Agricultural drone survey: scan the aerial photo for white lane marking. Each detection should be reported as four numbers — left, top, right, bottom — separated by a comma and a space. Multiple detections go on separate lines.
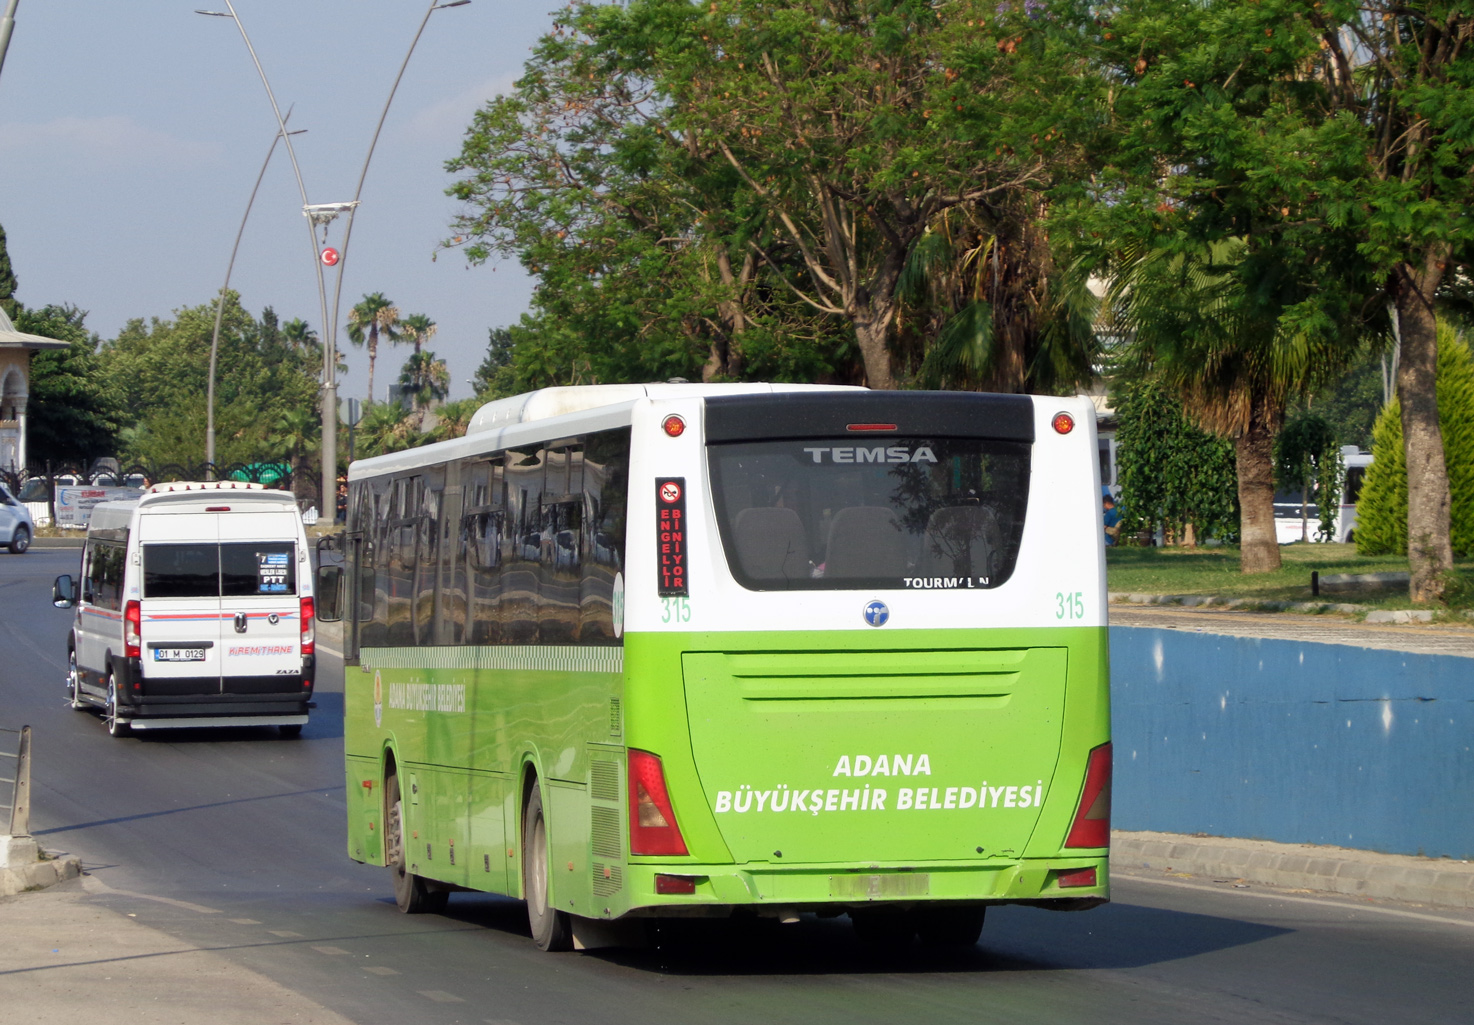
364, 966, 399, 976
312, 945, 351, 956
82, 877, 222, 914
229, 918, 261, 925
317, 642, 343, 659
1119, 872, 1474, 928
268, 930, 304, 938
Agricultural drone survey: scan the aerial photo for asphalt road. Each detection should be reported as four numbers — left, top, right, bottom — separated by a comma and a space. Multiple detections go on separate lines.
3, 548, 1471, 1024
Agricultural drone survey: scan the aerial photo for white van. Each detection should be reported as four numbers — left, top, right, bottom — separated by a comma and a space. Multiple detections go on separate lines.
51, 482, 315, 737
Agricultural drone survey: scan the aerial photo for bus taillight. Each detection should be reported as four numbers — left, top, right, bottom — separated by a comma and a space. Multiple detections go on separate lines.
124, 601, 142, 659
628, 749, 688, 856
1064, 742, 1112, 849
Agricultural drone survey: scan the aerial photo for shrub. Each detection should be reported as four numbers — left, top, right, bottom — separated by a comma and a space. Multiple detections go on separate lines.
1356, 323, 1474, 556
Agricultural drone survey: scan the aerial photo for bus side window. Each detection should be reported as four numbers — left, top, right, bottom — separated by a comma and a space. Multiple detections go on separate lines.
580, 427, 630, 644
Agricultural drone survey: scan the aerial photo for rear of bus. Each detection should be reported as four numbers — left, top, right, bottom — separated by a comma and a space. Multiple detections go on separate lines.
617, 390, 1110, 927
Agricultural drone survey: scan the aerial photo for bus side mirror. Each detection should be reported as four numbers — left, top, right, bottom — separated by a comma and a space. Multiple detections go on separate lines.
316, 565, 343, 623
53, 575, 76, 609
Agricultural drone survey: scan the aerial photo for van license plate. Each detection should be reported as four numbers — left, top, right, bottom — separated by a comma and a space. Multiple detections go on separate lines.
153, 648, 207, 662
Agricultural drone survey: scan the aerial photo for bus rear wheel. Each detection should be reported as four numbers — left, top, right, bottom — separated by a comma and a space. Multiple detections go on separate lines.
386, 776, 447, 914
522, 784, 572, 951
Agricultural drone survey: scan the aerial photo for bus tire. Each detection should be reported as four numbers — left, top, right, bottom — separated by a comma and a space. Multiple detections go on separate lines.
278, 724, 303, 738
105, 672, 130, 737
387, 775, 447, 914
915, 905, 986, 947
522, 784, 572, 952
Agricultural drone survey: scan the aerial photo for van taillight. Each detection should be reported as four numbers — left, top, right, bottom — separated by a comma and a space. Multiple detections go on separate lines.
628, 749, 688, 856
300, 597, 314, 656
124, 601, 141, 659
1065, 742, 1112, 849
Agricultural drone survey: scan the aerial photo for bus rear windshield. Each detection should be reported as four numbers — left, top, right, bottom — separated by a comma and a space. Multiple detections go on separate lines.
709, 438, 1030, 591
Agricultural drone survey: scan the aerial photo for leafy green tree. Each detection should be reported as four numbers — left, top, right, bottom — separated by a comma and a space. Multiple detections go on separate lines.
346, 293, 400, 404
1101, 238, 1358, 572
1063, 0, 1474, 600
20, 305, 122, 467
473, 326, 516, 397
1356, 324, 1474, 558
0, 222, 17, 319
445, 0, 1092, 392
1114, 380, 1238, 546
1275, 411, 1342, 543
97, 297, 319, 468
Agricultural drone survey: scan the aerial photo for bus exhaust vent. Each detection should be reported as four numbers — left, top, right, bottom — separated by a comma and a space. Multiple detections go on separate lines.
609, 698, 623, 738
593, 864, 623, 898
591, 806, 622, 859
590, 759, 619, 804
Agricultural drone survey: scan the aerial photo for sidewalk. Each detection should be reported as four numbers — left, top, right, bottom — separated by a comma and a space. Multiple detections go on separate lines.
1112, 831, 1474, 910
0, 876, 355, 1025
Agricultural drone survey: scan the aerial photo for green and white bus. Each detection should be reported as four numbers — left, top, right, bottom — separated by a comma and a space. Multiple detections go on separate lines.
320, 384, 1111, 950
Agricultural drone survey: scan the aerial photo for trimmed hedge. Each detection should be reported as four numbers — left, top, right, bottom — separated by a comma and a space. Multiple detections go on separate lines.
1356, 324, 1474, 556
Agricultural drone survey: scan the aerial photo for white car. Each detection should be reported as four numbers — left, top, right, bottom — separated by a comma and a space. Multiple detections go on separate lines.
0, 483, 34, 553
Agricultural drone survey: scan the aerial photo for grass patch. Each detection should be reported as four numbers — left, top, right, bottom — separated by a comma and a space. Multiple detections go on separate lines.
1106, 543, 1474, 610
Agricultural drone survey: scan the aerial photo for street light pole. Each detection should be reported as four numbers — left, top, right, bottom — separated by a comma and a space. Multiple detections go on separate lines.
199, 1, 468, 523
325, 0, 471, 485
0, 0, 20, 85
206, 113, 305, 473
199, 3, 334, 518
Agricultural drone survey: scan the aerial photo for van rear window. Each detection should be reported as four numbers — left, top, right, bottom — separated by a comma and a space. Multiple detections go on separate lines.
144, 544, 219, 598
144, 543, 297, 598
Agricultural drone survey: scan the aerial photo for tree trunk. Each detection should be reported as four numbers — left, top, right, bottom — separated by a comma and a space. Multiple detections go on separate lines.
851, 277, 900, 390
1236, 398, 1281, 574
1393, 252, 1453, 603
367, 325, 379, 406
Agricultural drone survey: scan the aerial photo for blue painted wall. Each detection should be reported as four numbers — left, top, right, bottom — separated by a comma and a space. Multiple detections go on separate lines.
1109, 627, 1474, 859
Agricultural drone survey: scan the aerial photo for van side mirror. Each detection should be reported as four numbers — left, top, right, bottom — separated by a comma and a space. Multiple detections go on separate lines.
53, 575, 76, 609
316, 565, 343, 622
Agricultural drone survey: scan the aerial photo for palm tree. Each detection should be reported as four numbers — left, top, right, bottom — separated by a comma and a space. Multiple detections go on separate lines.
1107, 238, 1366, 574
268, 405, 320, 489
431, 396, 481, 442
399, 350, 451, 429
346, 293, 400, 403
281, 318, 346, 378
400, 313, 437, 358
356, 400, 415, 458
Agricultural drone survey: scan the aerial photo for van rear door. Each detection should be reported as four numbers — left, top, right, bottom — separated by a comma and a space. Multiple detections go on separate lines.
218, 512, 302, 683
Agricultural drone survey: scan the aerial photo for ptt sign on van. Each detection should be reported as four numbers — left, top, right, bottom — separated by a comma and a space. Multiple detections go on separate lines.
52, 482, 315, 737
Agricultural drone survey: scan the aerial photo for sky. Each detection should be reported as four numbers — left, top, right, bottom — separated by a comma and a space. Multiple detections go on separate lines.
0, 0, 560, 406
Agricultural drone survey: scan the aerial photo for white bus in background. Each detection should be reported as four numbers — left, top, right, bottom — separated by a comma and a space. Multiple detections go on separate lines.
1274, 446, 1373, 545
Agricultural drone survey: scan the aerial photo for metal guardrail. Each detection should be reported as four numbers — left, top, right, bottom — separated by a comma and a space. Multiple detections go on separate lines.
0, 725, 31, 836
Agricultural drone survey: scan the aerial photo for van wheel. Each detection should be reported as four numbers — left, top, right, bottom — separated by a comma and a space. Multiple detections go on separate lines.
105, 673, 130, 737
522, 784, 572, 951
386, 776, 446, 914
9, 525, 29, 554
915, 905, 986, 947
67, 651, 87, 710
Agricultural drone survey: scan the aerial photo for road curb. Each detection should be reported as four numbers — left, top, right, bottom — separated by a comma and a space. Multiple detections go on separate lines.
30, 536, 85, 549
0, 849, 83, 896
1112, 830, 1474, 909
